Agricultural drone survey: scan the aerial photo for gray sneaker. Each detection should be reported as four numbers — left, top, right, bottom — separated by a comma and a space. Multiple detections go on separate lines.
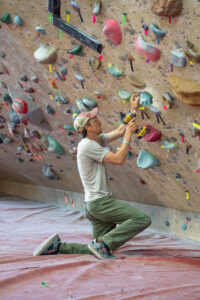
88, 240, 115, 260
33, 233, 61, 256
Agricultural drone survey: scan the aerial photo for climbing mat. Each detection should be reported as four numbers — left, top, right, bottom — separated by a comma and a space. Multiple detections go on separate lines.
0, 194, 200, 300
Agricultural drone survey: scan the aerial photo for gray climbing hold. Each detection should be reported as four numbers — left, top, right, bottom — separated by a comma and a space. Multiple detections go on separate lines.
20, 74, 28, 82
42, 164, 60, 180
0, 115, 6, 123
35, 26, 46, 34
0, 81, 7, 89
14, 15, 23, 26
60, 66, 67, 75
93, 0, 101, 15
150, 23, 166, 38
150, 105, 160, 114
9, 108, 20, 124
118, 90, 132, 101
74, 73, 84, 88
75, 99, 89, 112
55, 71, 64, 81
55, 96, 69, 104
137, 150, 160, 169
162, 140, 178, 150
0, 133, 13, 144
82, 97, 97, 109
89, 56, 100, 70
170, 50, 187, 67
140, 92, 153, 106
31, 76, 39, 82
7, 121, 16, 129
0, 62, 9, 75
34, 44, 57, 64
29, 130, 41, 139
162, 92, 174, 108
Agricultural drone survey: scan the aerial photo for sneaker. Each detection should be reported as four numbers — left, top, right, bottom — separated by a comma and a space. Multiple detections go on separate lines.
33, 233, 61, 256
88, 240, 115, 260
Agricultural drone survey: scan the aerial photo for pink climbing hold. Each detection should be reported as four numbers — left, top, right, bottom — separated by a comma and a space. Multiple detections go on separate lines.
12, 98, 28, 114
144, 124, 162, 142
103, 19, 122, 45
134, 36, 161, 61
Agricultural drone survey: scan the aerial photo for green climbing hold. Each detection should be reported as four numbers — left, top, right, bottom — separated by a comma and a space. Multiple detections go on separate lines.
140, 92, 153, 106
118, 90, 132, 101
47, 136, 65, 155
0, 12, 12, 24
45, 104, 55, 115
63, 124, 76, 131
55, 96, 69, 104
68, 45, 83, 56
162, 140, 178, 150
2, 93, 12, 104
108, 63, 124, 76
137, 150, 160, 169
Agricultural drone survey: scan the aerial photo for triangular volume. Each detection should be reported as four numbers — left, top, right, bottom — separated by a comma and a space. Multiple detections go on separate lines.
20, 107, 52, 131
8, 87, 51, 131
137, 150, 160, 169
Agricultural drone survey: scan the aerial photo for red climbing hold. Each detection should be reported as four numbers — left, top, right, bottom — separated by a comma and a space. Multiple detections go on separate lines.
12, 98, 28, 114
103, 19, 122, 45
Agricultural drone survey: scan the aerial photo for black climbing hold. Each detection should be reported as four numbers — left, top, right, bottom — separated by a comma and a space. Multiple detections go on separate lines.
42, 164, 60, 180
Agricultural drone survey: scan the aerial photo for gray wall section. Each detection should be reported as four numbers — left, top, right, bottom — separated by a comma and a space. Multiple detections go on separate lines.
0, 179, 199, 242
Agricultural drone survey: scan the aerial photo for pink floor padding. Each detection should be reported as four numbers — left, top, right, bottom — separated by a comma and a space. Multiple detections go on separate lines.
1, 194, 200, 300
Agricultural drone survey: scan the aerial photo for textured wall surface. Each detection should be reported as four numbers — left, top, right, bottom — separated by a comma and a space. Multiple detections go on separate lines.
0, 0, 200, 216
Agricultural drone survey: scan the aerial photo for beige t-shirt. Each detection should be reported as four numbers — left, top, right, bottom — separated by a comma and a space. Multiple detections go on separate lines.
77, 134, 112, 202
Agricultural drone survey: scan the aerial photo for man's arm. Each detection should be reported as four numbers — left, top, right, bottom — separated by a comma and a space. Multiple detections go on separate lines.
103, 119, 137, 165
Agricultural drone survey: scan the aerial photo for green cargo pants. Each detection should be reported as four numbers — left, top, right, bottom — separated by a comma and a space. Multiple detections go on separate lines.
59, 196, 151, 255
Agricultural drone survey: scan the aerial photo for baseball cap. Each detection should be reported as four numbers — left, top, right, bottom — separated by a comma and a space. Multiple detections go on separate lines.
74, 107, 98, 133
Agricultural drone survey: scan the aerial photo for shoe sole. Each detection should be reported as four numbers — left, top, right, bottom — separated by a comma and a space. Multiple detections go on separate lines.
33, 233, 59, 256
88, 244, 108, 260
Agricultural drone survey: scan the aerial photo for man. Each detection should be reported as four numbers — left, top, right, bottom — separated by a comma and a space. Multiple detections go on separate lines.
33, 94, 151, 260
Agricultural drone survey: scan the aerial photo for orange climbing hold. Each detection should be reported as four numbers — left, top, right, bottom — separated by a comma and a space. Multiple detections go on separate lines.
48, 78, 58, 89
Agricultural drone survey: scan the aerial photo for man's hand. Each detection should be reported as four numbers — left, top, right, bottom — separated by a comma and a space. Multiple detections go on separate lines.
130, 94, 140, 113
126, 118, 138, 134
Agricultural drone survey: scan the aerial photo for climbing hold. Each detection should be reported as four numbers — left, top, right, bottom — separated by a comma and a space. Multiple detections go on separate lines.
119, 112, 126, 122
70, 0, 84, 23
151, 0, 182, 17
89, 56, 101, 70
31, 76, 39, 83
20, 74, 28, 82
150, 105, 166, 125
175, 173, 181, 183
82, 97, 97, 109
76, 99, 89, 112
193, 121, 200, 136
134, 36, 161, 61
162, 140, 178, 150
181, 217, 190, 230
0, 62, 9, 75
126, 151, 133, 160
0, 81, 7, 89
170, 50, 187, 67
144, 124, 162, 142
34, 45, 57, 64
118, 90, 132, 101
0, 115, 6, 123
108, 63, 124, 78
45, 104, 55, 115
63, 124, 76, 131
168, 75, 200, 106
54, 71, 64, 81
2, 93, 12, 104
186, 143, 192, 154
47, 136, 65, 155
60, 66, 67, 76
0, 12, 12, 24
128, 75, 146, 89
72, 108, 80, 120
0, 133, 13, 144
103, 19, 122, 45
74, 74, 84, 89
48, 79, 57, 90
24, 88, 35, 93
137, 150, 160, 169
183, 41, 200, 63
142, 24, 148, 36
42, 164, 59, 180
55, 96, 69, 104
150, 23, 166, 38
165, 220, 170, 227
30, 130, 41, 139
14, 15, 23, 26
12, 98, 28, 114
140, 92, 153, 106
9, 108, 20, 124
0, 51, 6, 58
93, 0, 101, 15
162, 92, 174, 109
35, 26, 46, 35
68, 45, 83, 56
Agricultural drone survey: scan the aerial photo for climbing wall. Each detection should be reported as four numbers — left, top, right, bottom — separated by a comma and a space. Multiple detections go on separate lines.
0, 0, 200, 219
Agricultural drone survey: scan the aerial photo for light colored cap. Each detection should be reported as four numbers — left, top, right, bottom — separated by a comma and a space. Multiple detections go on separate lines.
74, 107, 98, 133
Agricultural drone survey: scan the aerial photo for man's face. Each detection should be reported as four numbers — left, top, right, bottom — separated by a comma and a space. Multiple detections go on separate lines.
86, 116, 102, 134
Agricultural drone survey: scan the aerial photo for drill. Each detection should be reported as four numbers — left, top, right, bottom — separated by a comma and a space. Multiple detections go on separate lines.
122, 112, 149, 139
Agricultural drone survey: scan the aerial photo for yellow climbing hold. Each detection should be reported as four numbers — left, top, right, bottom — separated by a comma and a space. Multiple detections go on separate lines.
49, 64, 52, 73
